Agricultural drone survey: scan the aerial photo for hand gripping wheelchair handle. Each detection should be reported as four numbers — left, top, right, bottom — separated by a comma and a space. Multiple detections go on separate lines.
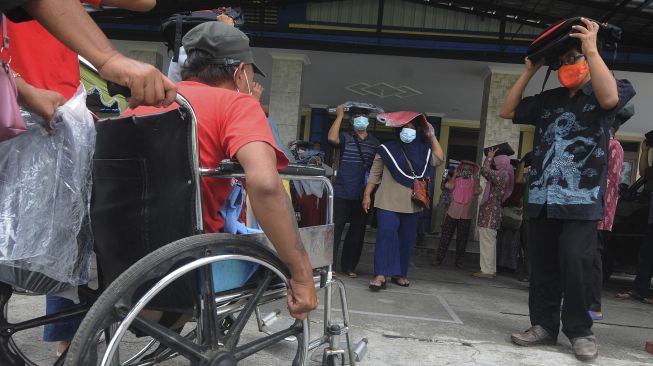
107, 81, 132, 99
107, 81, 188, 107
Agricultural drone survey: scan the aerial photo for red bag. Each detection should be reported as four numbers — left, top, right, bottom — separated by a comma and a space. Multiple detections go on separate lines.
399, 146, 431, 209
411, 176, 431, 209
0, 14, 27, 143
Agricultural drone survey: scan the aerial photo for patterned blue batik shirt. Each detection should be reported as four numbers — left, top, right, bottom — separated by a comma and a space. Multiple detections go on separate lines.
513, 79, 635, 221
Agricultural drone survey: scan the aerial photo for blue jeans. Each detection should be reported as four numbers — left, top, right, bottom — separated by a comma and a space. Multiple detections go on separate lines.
43, 296, 84, 342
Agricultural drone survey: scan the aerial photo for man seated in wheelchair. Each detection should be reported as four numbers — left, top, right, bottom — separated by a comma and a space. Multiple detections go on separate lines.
125, 22, 317, 320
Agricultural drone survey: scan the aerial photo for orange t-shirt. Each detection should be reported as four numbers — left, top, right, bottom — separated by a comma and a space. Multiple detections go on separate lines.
1, 0, 101, 99
124, 81, 289, 233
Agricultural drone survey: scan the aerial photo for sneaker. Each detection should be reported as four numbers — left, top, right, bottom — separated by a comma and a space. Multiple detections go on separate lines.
511, 325, 556, 347
472, 271, 496, 278
571, 336, 598, 362
589, 311, 603, 321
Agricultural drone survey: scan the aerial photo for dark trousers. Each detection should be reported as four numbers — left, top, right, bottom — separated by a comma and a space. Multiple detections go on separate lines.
590, 231, 606, 312
633, 224, 653, 298
435, 215, 471, 264
519, 220, 530, 280
528, 215, 597, 340
333, 197, 368, 272
374, 208, 420, 277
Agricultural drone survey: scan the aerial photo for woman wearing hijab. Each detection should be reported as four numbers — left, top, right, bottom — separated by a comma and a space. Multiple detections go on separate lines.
475, 147, 514, 278
362, 112, 444, 290
433, 161, 482, 268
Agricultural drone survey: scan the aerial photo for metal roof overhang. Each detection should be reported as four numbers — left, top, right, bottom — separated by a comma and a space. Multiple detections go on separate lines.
89, 0, 653, 72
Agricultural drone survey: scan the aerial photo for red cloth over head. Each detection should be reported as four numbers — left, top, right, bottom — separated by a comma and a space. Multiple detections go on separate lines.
377, 111, 430, 130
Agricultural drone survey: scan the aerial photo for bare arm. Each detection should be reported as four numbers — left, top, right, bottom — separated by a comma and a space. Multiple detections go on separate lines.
362, 182, 377, 214
100, 0, 156, 11
639, 141, 651, 178
424, 122, 444, 162
327, 104, 344, 145
22, 0, 176, 108
570, 18, 618, 110
236, 142, 317, 320
15, 76, 66, 122
363, 154, 383, 213
474, 176, 482, 195
499, 58, 543, 120
445, 175, 455, 190
481, 147, 505, 186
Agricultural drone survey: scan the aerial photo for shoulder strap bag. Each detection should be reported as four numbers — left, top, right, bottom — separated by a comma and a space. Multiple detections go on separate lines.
0, 14, 27, 143
399, 144, 431, 209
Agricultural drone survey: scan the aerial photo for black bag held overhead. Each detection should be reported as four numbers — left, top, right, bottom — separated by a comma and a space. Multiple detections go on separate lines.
483, 142, 515, 158
527, 17, 622, 65
161, 7, 244, 62
527, 17, 622, 91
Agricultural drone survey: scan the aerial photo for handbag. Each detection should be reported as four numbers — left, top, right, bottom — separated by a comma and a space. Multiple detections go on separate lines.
501, 206, 523, 230
0, 14, 27, 143
399, 145, 431, 209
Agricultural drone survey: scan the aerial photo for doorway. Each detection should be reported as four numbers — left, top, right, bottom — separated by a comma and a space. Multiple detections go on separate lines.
446, 127, 480, 167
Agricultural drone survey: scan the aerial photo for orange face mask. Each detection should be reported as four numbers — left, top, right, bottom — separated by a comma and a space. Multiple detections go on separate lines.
557, 60, 589, 89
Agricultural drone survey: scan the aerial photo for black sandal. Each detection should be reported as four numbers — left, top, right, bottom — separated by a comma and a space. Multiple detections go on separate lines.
369, 279, 387, 292
391, 277, 410, 287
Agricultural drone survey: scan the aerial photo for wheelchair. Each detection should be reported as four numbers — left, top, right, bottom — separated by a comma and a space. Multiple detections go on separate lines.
0, 93, 367, 366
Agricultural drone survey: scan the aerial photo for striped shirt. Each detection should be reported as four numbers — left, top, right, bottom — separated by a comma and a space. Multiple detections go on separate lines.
334, 132, 380, 200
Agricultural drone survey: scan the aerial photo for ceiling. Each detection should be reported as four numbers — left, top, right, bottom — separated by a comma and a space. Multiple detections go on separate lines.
104, 0, 653, 136
92, 0, 653, 72
247, 46, 652, 136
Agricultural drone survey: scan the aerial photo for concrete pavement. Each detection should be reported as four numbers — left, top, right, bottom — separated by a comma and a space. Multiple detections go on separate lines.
6, 234, 653, 365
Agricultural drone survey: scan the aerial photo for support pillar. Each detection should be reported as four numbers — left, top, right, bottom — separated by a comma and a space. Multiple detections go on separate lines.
267, 52, 310, 145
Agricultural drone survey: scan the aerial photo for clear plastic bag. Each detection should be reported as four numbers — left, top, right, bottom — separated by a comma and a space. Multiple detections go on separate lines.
0, 86, 95, 292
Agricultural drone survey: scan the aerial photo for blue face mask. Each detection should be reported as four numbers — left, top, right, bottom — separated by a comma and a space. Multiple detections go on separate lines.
353, 116, 369, 131
400, 127, 417, 143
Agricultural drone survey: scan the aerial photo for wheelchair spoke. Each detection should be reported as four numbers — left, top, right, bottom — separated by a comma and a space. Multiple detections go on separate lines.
131, 316, 208, 363
224, 271, 273, 350
233, 320, 303, 360
198, 264, 220, 349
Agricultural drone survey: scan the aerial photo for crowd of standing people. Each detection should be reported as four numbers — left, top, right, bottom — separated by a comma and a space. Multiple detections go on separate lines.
324, 17, 647, 363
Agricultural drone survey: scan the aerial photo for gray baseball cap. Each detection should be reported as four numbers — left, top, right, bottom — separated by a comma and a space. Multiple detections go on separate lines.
182, 21, 266, 77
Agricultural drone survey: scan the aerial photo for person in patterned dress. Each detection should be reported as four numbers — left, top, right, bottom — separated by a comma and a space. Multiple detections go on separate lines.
474, 147, 513, 278
591, 104, 633, 320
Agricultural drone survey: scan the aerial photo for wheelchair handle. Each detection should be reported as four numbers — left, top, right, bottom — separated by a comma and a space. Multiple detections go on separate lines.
107, 81, 131, 98
107, 81, 188, 107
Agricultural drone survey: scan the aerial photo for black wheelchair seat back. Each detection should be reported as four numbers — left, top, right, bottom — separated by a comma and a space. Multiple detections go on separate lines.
92, 107, 200, 312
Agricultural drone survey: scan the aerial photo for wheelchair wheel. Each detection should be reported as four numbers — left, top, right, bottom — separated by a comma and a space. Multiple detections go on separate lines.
65, 234, 308, 366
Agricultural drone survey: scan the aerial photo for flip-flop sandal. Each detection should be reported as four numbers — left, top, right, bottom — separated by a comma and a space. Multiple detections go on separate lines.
616, 291, 653, 304
616, 291, 634, 300
368, 280, 387, 292
344, 271, 358, 278
391, 277, 410, 287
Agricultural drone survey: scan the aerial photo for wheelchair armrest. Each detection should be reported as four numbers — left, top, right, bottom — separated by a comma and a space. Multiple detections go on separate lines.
279, 164, 326, 177
216, 159, 326, 177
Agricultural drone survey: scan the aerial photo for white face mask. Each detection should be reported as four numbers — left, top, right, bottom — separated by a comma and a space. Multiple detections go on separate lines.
233, 68, 253, 96
400, 127, 417, 143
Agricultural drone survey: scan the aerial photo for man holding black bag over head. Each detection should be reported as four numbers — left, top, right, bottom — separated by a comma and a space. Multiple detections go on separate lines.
328, 104, 380, 278
500, 17, 635, 361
